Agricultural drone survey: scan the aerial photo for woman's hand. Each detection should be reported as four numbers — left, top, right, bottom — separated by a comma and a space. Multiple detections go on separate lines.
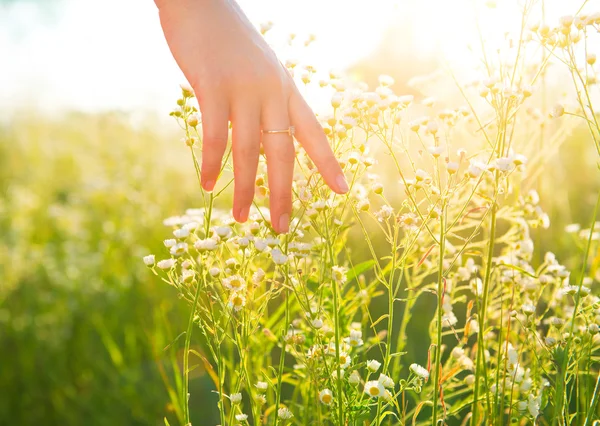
155, 0, 348, 233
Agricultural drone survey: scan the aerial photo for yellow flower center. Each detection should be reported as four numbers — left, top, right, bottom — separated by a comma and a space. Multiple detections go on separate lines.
369, 386, 380, 396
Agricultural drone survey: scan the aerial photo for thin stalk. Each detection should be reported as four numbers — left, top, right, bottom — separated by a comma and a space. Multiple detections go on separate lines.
432, 204, 447, 425
183, 280, 203, 425
472, 200, 498, 425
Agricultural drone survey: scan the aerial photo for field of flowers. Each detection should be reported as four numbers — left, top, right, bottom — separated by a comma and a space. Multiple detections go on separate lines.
1, 1, 600, 425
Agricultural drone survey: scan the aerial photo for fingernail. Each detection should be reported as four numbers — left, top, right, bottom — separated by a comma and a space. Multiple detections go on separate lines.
203, 180, 215, 192
336, 174, 349, 193
278, 213, 289, 234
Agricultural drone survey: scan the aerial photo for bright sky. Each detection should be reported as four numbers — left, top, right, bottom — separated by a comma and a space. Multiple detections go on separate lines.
0, 0, 592, 116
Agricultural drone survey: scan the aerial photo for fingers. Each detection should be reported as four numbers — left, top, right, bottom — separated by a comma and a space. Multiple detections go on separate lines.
200, 97, 229, 192
262, 97, 295, 234
288, 88, 348, 194
231, 101, 261, 223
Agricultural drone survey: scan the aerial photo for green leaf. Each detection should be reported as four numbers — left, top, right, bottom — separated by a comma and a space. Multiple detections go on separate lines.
347, 259, 376, 282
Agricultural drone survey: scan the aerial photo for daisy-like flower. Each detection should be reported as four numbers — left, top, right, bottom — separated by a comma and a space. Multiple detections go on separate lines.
194, 238, 218, 251
378, 373, 395, 389
356, 198, 370, 212
271, 248, 288, 265
348, 370, 361, 385
209, 267, 220, 277
332, 266, 347, 284
252, 268, 266, 284
213, 226, 232, 238
173, 227, 190, 239
277, 407, 293, 420
229, 393, 242, 404
164, 238, 177, 248
157, 258, 176, 270
364, 380, 385, 398
345, 329, 364, 347
254, 239, 268, 252
410, 363, 429, 380
235, 413, 248, 422
367, 359, 381, 372
228, 292, 246, 312
338, 352, 352, 368
255, 381, 268, 393
319, 389, 333, 405
143, 255, 155, 266
446, 161, 459, 174
170, 242, 188, 256
222, 275, 246, 291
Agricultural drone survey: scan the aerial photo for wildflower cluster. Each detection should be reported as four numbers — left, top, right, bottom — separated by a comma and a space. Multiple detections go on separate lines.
147, 3, 600, 425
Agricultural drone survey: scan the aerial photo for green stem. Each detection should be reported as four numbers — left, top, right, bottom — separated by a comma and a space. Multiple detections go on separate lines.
183, 280, 203, 425
472, 200, 497, 425
432, 204, 446, 425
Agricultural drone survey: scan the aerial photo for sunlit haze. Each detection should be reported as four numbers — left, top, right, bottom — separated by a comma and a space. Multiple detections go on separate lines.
0, 0, 589, 116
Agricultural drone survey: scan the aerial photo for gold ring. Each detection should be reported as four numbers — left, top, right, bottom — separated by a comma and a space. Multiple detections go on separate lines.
262, 126, 295, 136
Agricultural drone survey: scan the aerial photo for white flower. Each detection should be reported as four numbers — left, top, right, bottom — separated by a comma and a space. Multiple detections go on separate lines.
319, 389, 333, 405
415, 169, 431, 183
213, 226, 232, 238
222, 275, 246, 291
277, 407, 293, 420
163, 239, 177, 248
345, 329, 363, 347
209, 267, 221, 277
180, 269, 195, 283
332, 266, 347, 283
467, 161, 486, 178
228, 292, 246, 312
378, 373, 395, 389
356, 198, 370, 212
143, 255, 155, 266
522, 303, 536, 316
157, 259, 176, 270
364, 380, 385, 398
446, 161, 459, 174
378, 74, 395, 86
254, 239, 268, 252
194, 238, 218, 251
235, 413, 248, 422
367, 359, 381, 372
252, 268, 266, 284
311, 318, 324, 329
255, 381, 268, 393
451, 346, 465, 359
348, 370, 361, 385
528, 394, 541, 417
410, 363, 429, 380
170, 242, 188, 256
338, 352, 351, 368
271, 248, 288, 265
229, 393, 242, 404
173, 227, 190, 239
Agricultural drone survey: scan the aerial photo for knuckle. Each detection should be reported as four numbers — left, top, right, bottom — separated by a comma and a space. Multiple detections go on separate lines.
274, 193, 293, 209
203, 135, 229, 148
235, 142, 260, 160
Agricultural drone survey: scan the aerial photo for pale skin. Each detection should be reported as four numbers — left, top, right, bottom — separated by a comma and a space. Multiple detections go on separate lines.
155, 0, 349, 233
